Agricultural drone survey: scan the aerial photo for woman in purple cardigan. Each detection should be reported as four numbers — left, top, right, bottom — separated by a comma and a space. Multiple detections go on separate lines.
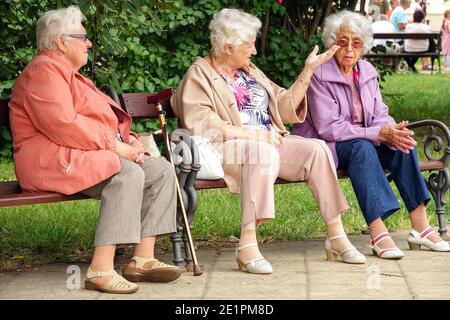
294, 10, 450, 259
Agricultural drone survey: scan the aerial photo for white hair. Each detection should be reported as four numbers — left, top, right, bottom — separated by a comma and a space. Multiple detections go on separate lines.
36, 5, 85, 51
209, 8, 261, 53
322, 10, 373, 54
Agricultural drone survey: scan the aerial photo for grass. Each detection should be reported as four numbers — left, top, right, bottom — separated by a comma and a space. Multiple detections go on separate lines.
382, 72, 450, 125
1, 72, 449, 269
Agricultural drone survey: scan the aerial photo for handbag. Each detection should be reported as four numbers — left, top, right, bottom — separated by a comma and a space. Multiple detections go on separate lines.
191, 135, 224, 180
138, 132, 161, 157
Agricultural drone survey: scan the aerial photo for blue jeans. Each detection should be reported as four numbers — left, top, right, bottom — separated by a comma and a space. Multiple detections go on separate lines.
336, 139, 431, 225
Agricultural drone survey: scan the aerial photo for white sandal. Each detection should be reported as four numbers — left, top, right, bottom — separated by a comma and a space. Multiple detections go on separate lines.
407, 227, 450, 252
235, 243, 273, 274
85, 267, 138, 294
325, 234, 366, 264
370, 232, 404, 259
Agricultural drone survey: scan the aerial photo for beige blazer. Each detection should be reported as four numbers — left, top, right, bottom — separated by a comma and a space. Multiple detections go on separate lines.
171, 56, 308, 193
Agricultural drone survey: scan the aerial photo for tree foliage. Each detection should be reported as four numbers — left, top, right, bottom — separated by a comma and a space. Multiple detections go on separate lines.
0, 0, 360, 158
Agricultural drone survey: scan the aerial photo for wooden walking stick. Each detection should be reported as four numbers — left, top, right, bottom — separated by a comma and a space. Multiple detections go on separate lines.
156, 103, 203, 276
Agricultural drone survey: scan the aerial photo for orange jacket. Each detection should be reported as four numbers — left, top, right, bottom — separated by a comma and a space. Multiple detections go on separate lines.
9, 51, 132, 195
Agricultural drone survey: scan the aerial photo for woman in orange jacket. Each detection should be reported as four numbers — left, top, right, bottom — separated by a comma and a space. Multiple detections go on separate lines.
9, 6, 181, 294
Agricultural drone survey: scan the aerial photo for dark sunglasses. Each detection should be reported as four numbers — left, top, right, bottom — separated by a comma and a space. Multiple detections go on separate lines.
336, 38, 363, 49
63, 33, 89, 42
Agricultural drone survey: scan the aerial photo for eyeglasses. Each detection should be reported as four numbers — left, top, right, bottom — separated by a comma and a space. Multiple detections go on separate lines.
336, 38, 363, 49
63, 34, 89, 42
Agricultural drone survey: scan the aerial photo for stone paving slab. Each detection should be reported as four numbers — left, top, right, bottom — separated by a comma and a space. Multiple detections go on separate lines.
1, 227, 449, 300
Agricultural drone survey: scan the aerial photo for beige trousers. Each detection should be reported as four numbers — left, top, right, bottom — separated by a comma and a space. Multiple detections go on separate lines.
216, 136, 349, 226
80, 156, 177, 246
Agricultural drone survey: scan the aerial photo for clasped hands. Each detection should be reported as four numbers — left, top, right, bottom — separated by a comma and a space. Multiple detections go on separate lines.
379, 121, 416, 154
115, 139, 145, 164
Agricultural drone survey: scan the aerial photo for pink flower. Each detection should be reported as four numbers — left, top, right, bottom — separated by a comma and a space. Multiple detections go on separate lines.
277, 0, 283, 4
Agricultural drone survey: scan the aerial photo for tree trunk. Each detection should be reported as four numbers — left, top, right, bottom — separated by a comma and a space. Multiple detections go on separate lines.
308, 1, 324, 38
261, 12, 270, 58
359, 0, 367, 13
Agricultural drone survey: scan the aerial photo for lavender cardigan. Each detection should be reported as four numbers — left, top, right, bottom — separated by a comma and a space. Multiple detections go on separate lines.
293, 58, 395, 167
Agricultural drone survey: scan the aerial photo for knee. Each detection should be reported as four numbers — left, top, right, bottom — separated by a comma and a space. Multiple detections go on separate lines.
248, 141, 280, 166
148, 157, 176, 182
309, 139, 330, 160
313, 139, 328, 150
124, 163, 145, 189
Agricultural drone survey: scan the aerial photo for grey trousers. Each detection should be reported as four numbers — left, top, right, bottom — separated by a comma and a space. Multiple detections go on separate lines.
81, 156, 177, 246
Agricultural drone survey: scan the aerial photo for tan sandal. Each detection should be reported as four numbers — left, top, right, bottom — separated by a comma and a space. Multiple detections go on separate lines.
85, 267, 139, 294
122, 256, 182, 283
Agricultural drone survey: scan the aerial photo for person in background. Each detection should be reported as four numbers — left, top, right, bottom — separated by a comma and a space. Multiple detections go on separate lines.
293, 10, 450, 260
410, 0, 422, 13
442, 9, 450, 71
409, 1, 430, 68
404, 10, 433, 72
387, 0, 400, 19
419, 0, 427, 16
8, 6, 181, 294
369, 0, 390, 21
172, 8, 367, 275
371, 14, 398, 53
390, 0, 411, 33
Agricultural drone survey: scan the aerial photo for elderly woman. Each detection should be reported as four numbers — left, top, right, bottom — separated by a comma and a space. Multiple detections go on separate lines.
172, 8, 367, 274
8, 6, 181, 294
293, 10, 450, 259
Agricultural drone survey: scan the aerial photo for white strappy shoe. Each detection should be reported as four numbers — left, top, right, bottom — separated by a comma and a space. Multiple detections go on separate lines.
325, 234, 366, 264
85, 267, 138, 294
407, 227, 450, 252
235, 243, 273, 274
370, 232, 404, 259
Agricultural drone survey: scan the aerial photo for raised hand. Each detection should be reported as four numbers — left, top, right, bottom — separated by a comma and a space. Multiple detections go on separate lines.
304, 45, 340, 74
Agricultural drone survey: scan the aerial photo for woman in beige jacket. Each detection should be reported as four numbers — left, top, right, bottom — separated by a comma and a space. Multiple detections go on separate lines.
171, 8, 366, 274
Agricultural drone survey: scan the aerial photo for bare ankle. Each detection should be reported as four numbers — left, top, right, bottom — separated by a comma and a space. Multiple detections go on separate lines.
89, 263, 113, 272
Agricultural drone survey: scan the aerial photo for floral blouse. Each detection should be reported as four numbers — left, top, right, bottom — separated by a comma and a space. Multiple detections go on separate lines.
220, 69, 273, 131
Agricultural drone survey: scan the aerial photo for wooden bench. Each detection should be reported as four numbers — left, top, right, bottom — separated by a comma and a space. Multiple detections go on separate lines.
364, 32, 442, 73
1, 88, 449, 267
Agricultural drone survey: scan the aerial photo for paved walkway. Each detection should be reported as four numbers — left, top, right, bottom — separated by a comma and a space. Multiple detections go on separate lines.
1, 228, 450, 300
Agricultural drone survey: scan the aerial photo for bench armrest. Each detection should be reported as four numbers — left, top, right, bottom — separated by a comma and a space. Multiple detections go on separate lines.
409, 119, 450, 167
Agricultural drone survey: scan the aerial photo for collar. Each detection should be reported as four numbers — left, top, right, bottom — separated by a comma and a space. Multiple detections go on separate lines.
319, 57, 378, 87
38, 50, 82, 75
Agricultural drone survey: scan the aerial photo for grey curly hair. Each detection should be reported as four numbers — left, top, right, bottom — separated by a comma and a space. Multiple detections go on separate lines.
36, 5, 85, 51
322, 10, 373, 54
209, 8, 262, 53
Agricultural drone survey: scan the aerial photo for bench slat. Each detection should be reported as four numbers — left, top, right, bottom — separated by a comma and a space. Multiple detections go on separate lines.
122, 89, 175, 119
0, 181, 22, 194
364, 53, 440, 58
372, 32, 441, 40
193, 160, 444, 190
0, 191, 90, 207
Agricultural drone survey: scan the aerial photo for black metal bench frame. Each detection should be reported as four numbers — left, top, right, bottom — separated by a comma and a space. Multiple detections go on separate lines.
1, 88, 449, 268
364, 32, 442, 73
